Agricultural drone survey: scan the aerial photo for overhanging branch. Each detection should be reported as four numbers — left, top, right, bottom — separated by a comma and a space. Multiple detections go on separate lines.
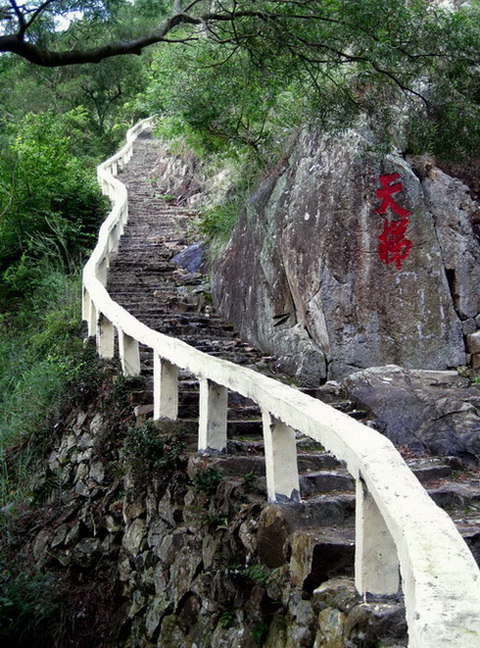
0, 6, 276, 66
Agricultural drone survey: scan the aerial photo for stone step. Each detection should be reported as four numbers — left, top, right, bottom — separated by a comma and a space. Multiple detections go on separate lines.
202, 453, 345, 479
300, 470, 355, 497
405, 457, 453, 483
452, 512, 480, 565
288, 527, 356, 592
427, 478, 480, 511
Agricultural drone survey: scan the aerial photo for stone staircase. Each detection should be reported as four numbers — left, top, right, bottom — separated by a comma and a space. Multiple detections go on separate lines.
106, 129, 480, 614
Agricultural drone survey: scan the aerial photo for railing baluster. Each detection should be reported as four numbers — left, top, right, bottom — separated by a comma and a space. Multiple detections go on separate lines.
97, 258, 108, 286
262, 412, 300, 502
82, 287, 90, 323
153, 353, 178, 420
198, 378, 228, 454
108, 226, 118, 256
97, 315, 115, 359
355, 476, 399, 595
86, 294, 97, 337
118, 330, 141, 376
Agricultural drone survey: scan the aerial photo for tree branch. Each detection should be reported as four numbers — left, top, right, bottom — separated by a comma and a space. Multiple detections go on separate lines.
0, 6, 277, 66
25, 0, 60, 30
8, 0, 27, 36
0, 10, 193, 65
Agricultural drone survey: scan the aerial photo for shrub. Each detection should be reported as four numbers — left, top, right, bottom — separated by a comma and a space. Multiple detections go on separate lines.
192, 468, 223, 496
0, 567, 64, 646
123, 421, 186, 488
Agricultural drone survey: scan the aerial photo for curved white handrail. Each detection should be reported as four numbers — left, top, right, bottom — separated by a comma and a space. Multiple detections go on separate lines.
83, 118, 480, 647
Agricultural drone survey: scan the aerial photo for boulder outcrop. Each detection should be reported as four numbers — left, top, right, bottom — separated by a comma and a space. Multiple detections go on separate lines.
213, 128, 480, 383
343, 365, 480, 463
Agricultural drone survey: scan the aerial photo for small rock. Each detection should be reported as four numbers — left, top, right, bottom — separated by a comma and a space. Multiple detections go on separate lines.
74, 411, 88, 435
123, 499, 146, 522
89, 413, 104, 435
48, 450, 60, 471
65, 522, 81, 545
123, 518, 147, 556
345, 602, 407, 645
467, 331, 480, 354
313, 577, 359, 614
51, 524, 69, 548
314, 607, 347, 648
75, 480, 90, 496
145, 593, 170, 638
463, 319, 477, 336
118, 553, 132, 582
73, 538, 102, 567
147, 517, 170, 549
75, 462, 89, 482
105, 514, 122, 533
57, 435, 77, 464
90, 461, 105, 484
257, 506, 289, 568
172, 241, 207, 274
78, 432, 93, 450
154, 564, 168, 594
128, 590, 147, 618
33, 529, 51, 562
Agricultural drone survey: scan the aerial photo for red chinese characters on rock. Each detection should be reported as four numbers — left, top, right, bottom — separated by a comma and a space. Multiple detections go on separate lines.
374, 173, 412, 270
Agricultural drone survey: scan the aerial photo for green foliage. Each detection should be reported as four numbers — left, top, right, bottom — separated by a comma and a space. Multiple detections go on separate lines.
199, 198, 242, 240
192, 467, 223, 495
30, 466, 64, 506
145, 37, 286, 158
0, 109, 106, 308
0, 567, 63, 646
252, 621, 269, 646
111, 374, 147, 403
139, 1, 480, 165
232, 564, 271, 587
123, 421, 185, 486
219, 609, 235, 629
0, 270, 86, 509
243, 469, 258, 489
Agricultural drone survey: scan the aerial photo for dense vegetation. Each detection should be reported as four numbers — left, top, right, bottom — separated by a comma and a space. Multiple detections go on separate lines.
2, 0, 480, 644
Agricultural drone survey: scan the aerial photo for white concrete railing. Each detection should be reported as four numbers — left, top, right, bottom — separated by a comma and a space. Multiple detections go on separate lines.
83, 118, 480, 647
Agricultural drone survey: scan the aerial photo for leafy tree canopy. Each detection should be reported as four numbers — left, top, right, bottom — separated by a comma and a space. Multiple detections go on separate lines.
0, 0, 477, 74
3, 2, 480, 155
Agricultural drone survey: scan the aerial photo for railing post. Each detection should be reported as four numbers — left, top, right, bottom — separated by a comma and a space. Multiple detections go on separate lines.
97, 258, 108, 286
121, 204, 128, 227
355, 477, 400, 595
262, 412, 300, 502
198, 378, 228, 454
108, 226, 119, 256
86, 294, 97, 338
118, 330, 141, 376
97, 315, 115, 359
153, 353, 178, 420
82, 287, 90, 322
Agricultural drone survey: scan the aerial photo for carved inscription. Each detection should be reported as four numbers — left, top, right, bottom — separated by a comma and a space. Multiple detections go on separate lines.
374, 173, 412, 270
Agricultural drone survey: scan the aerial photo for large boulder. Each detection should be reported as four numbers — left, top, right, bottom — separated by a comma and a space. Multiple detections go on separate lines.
343, 365, 480, 463
213, 127, 480, 383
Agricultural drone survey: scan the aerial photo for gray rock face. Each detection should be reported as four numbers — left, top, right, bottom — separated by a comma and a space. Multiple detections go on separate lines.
213, 128, 480, 382
421, 165, 480, 320
343, 365, 480, 462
